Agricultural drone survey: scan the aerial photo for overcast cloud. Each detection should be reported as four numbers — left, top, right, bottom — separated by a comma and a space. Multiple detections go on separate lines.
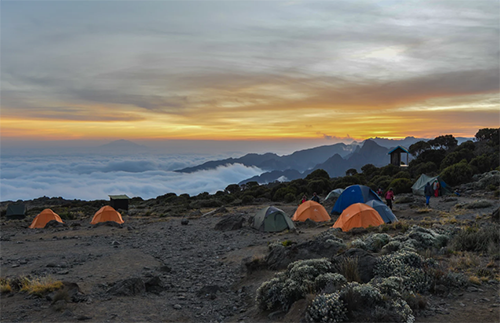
1, 0, 498, 142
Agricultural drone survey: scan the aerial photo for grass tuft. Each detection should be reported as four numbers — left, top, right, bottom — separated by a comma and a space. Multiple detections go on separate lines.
20, 276, 64, 297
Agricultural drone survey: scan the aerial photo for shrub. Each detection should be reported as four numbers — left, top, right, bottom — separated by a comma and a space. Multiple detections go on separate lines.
256, 258, 335, 311
388, 178, 413, 194
306, 169, 330, 181
440, 160, 474, 186
314, 273, 348, 291
394, 171, 411, 179
451, 225, 500, 252
284, 193, 296, 203
413, 161, 438, 176
306, 292, 348, 323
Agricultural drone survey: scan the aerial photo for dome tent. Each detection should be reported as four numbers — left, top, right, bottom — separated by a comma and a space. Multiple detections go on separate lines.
332, 203, 384, 232
331, 185, 382, 215
91, 206, 124, 225
411, 174, 452, 196
365, 200, 398, 223
253, 206, 295, 232
29, 209, 64, 229
325, 188, 345, 201
292, 201, 331, 222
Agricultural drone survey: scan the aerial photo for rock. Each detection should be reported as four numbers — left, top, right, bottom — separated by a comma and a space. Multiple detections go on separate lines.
333, 248, 378, 283
144, 276, 165, 294
111, 241, 120, 246
107, 278, 146, 296
491, 207, 499, 223
268, 310, 285, 320
173, 304, 182, 310
197, 285, 222, 299
45, 220, 68, 228
76, 315, 92, 321
214, 215, 244, 231
473, 170, 500, 190
57, 270, 69, 275
181, 218, 189, 225
93, 221, 123, 228
159, 265, 172, 273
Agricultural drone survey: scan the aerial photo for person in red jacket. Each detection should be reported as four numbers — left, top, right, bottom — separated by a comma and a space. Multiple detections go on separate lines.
385, 188, 395, 210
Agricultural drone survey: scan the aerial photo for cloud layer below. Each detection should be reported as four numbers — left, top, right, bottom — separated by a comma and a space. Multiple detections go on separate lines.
0, 154, 263, 201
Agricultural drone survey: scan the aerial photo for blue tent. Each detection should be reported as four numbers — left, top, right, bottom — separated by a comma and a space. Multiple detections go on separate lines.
331, 185, 382, 215
365, 200, 398, 223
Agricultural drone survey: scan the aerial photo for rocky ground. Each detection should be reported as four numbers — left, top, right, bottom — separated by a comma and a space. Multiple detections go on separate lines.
1, 191, 499, 323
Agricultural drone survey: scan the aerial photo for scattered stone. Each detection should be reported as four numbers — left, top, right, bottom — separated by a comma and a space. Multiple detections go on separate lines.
181, 218, 189, 225
173, 304, 182, 310
111, 241, 120, 246
57, 270, 69, 275
76, 315, 92, 321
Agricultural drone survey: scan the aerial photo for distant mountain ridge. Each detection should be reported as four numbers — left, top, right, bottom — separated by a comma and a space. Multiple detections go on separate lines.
175, 142, 357, 173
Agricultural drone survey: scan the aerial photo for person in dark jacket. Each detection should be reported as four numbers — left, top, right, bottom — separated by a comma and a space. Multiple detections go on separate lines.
311, 192, 320, 203
424, 182, 434, 206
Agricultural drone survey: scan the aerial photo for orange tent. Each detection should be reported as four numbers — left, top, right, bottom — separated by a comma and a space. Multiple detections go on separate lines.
29, 209, 64, 229
91, 206, 124, 224
332, 203, 384, 232
292, 200, 331, 222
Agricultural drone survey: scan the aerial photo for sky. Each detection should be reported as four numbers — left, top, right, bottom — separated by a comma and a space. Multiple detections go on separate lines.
1, 0, 499, 149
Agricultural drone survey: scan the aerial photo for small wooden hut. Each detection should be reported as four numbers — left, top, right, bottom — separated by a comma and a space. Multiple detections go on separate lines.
388, 146, 409, 167
109, 195, 130, 211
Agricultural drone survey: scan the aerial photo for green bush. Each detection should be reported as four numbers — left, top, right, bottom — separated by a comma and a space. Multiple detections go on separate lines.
451, 225, 500, 252
413, 161, 438, 176
306, 169, 330, 181
440, 160, 474, 186
394, 171, 410, 179
284, 193, 296, 203
388, 178, 413, 194
469, 154, 494, 174
241, 194, 255, 204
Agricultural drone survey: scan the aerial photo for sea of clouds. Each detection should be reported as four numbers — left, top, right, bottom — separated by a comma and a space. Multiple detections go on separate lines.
0, 153, 264, 201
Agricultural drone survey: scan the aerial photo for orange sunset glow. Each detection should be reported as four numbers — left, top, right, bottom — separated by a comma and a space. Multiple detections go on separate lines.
1, 1, 499, 145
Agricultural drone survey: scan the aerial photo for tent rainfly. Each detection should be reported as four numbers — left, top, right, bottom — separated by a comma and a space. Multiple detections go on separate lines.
331, 185, 382, 215
91, 206, 124, 224
411, 174, 452, 196
29, 209, 64, 229
332, 203, 384, 232
292, 201, 331, 222
6, 203, 27, 220
253, 206, 295, 232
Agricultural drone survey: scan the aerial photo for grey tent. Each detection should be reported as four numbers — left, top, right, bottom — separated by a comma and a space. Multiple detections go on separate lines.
325, 189, 345, 201
6, 203, 27, 219
253, 206, 295, 232
412, 174, 452, 196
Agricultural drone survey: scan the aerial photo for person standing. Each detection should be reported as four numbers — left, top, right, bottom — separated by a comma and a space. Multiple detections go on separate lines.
433, 180, 440, 197
301, 194, 307, 204
424, 182, 433, 206
311, 192, 320, 203
385, 188, 395, 210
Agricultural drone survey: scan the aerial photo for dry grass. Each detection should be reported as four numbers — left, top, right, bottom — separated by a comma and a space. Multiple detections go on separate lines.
448, 252, 480, 271
415, 208, 431, 214
20, 276, 64, 297
0, 278, 12, 294
335, 257, 361, 283
468, 275, 481, 285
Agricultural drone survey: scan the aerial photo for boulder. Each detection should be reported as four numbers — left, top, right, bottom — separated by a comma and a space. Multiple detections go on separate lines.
333, 248, 378, 283
45, 220, 68, 228
107, 278, 145, 296
214, 215, 244, 231
473, 170, 500, 190
93, 221, 123, 228
492, 207, 499, 223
